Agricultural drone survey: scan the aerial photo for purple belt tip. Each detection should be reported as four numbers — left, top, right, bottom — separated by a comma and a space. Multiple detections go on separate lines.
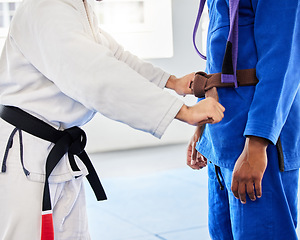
221, 74, 238, 88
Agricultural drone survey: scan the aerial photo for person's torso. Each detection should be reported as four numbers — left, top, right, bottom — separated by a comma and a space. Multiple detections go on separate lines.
197, 0, 300, 170
0, 0, 105, 129
0, 0, 105, 182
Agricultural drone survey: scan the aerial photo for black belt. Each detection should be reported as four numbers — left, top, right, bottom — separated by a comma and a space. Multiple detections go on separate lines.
0, 105, 107, 214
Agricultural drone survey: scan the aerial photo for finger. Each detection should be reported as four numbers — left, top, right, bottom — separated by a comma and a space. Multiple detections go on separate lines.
210, 111, 222, 124
214, 104, 225, 121
212, 110, 223, 123
197, 153, 207, 164
189, 161, 202, 170
202, 155, 208, 165
187, 144, 200, 170
186, 73, 195, 88
254, 179, 262, 198
191, 146, 204, 170
216, 109, 225, 123
191, 141, 197, 161
217, 103, 225, 115
189, 81, 194, 90
198, 124, 206, 139
246, 182, 256, 201
231, 179, 240, 199
195, 153, 206, 168
217, 102, 225, 112
194, 154, 207, 169
198, 160, 207, 168
198, 118, 214, 125
190, 164, 201, 170
184, 88, 193, 95
238, 184, 247, 204
206, 105, 224, 124
186, 143, 193, 166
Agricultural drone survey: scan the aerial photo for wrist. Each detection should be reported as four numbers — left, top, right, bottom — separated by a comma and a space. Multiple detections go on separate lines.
194, 124, 205, 139
166, 75, 177, 90
246, 136, 269, 150
175, 104, 190, 123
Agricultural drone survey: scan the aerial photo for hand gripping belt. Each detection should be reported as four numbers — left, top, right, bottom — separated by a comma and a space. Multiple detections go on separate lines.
0, 105, 107, 240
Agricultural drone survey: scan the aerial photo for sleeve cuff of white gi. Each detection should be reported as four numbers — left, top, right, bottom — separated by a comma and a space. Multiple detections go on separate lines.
153, 98, 184, 139
157, 72, 171, 89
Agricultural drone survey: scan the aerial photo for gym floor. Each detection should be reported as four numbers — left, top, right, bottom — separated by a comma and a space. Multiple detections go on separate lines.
85, 143, 300, 240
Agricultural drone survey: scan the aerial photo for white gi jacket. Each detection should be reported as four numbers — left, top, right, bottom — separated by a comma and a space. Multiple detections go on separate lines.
0, 0, 183, 183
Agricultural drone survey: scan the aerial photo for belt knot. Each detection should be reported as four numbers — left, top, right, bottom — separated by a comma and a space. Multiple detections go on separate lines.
192, 71, 210, 98
64, 127, 87, 155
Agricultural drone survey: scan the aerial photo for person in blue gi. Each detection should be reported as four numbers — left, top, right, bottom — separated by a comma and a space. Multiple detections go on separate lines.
187, 0, 300, 239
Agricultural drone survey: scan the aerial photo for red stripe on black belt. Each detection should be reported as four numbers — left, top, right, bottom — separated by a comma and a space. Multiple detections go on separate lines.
41, 211, 54, 240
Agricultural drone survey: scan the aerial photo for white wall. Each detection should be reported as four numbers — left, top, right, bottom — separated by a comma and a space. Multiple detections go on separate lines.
0, 38, 5, 50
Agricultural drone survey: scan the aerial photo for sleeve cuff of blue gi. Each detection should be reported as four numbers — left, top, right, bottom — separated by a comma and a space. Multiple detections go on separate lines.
243, 120, 281, 145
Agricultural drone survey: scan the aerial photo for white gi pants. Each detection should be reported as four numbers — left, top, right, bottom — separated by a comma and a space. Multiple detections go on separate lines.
0, 146, 91, 240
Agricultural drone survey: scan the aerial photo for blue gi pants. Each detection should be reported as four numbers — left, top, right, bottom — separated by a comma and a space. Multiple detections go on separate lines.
208, 144, 299, 240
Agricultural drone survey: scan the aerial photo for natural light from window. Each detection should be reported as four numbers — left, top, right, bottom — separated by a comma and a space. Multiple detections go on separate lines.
0, 0, 209, 60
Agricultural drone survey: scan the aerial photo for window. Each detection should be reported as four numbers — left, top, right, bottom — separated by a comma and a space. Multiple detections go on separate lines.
0, 0, 174, 59
90, 0, 173, 59
0, 0, 21, 48
95, 0, 145, 28
0, 1, 20, 32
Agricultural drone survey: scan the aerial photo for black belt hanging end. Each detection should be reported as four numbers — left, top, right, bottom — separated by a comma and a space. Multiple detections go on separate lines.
276, 137, 285, 172
215, 165, 225, 190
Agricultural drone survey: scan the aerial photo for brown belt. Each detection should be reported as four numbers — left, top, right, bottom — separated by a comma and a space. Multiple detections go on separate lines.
191, 68, 258, 98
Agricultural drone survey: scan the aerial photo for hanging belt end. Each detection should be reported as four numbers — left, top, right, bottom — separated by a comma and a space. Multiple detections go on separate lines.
221, 73, 238, 88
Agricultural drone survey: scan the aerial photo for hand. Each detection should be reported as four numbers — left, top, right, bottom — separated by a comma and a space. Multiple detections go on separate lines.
231, 136, 269, 204
175, 97, 225, 125
166, 73, 194, 96
187, 125, 207, 170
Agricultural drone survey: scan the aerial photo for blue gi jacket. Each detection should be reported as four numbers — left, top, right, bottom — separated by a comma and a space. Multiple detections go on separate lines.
196, 0, 300, 171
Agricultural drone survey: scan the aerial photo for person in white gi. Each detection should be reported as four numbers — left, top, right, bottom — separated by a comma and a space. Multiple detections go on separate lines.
0, 0, 225, 239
